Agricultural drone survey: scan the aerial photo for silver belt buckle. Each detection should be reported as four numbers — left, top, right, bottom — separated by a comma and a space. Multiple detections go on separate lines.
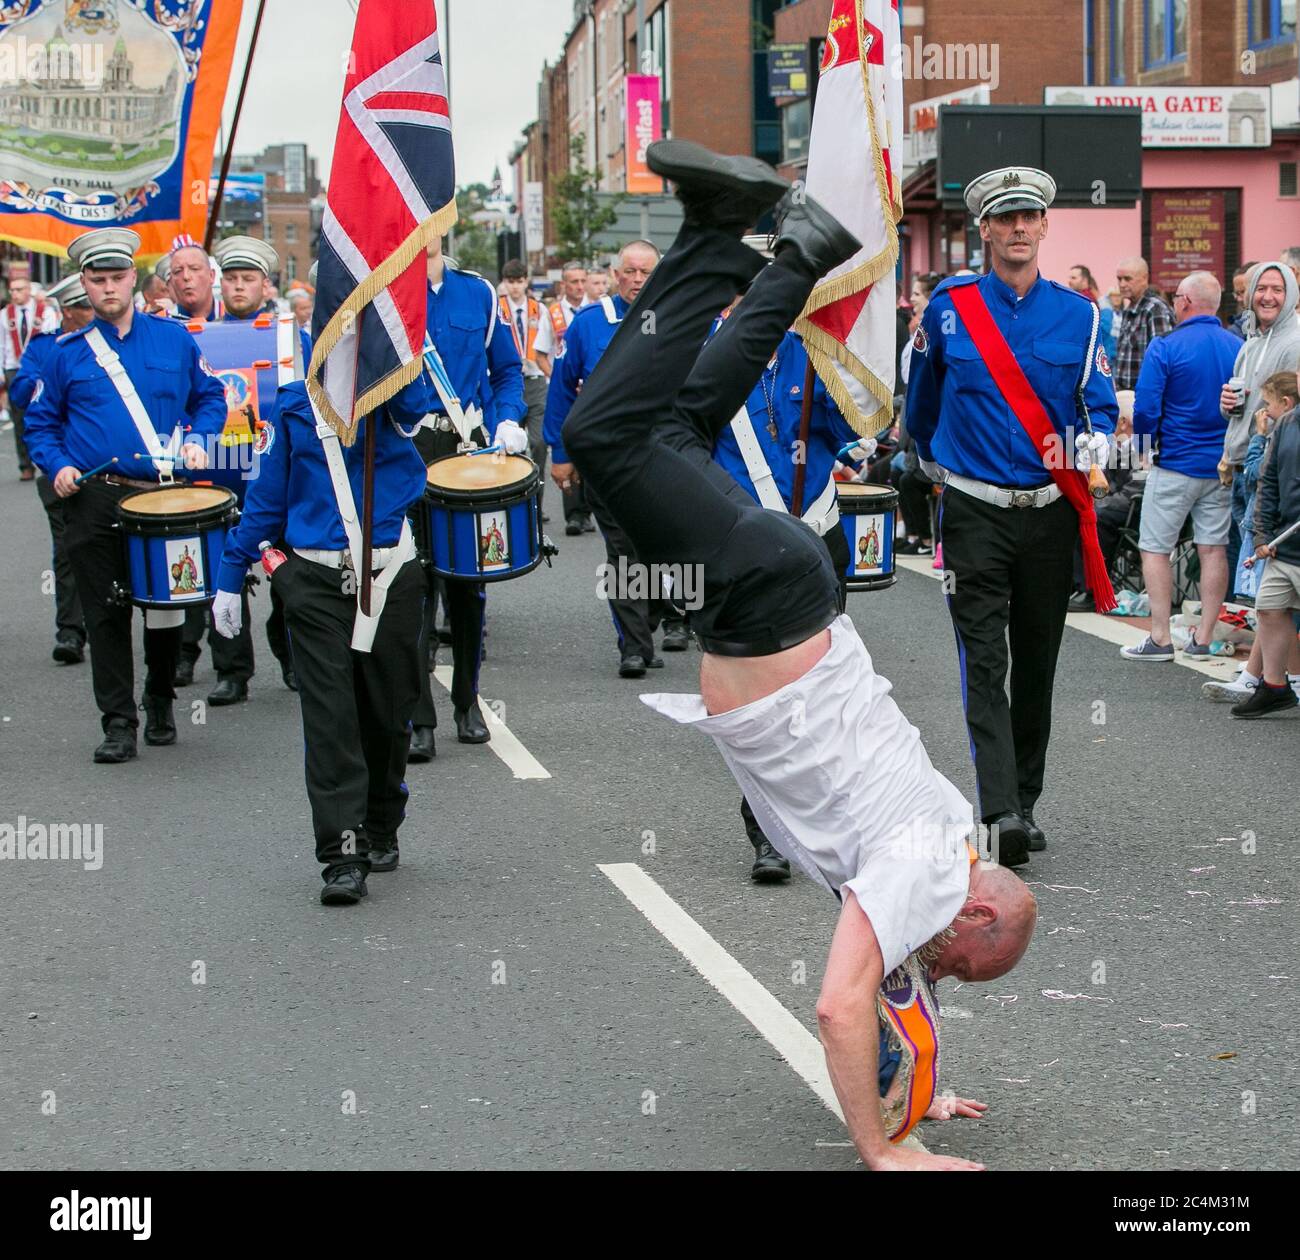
1011, 490, 1034, 509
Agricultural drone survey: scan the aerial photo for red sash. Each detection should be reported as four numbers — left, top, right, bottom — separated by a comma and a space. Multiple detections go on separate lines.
949, 283, 1116, 613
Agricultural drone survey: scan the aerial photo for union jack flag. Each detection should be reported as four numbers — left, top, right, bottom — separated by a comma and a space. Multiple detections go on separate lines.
307, 0, 457, 444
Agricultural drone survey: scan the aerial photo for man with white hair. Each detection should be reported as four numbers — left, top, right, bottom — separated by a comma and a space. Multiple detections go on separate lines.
1113, 256, 1174, 390
1121, 271, 1243, 661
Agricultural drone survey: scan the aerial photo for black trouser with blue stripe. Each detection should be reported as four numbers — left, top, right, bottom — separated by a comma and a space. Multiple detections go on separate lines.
939, 487, 1077, 822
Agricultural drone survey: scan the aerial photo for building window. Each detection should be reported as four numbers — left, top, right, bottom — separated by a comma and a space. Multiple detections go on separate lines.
1143, 0, 1187, 69
1109, 0, 1127, 83
1281, 162, 1299, 198
1248, 0, 1297, 46
1085, 0, 1095, 84
781, 98, 810, 164
285, 222, 297, 244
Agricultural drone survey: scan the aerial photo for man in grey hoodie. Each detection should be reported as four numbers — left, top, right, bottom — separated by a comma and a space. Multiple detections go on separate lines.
1218, 263, 1300, 579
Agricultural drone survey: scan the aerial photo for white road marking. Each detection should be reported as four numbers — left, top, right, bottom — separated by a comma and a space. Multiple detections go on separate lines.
893, 555, 1239, 679
431, 665, 550, 779
598, 862, 928, 1153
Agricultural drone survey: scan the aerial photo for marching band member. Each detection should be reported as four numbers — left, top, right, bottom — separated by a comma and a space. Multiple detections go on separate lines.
906, 168, 1119, 865
407, 237, 527, 762
3, 260, 59, 481
545, 240, 691, 678
22, 228, 226, 764
499, 260, 550, 510
9, 273, 94, 664
211, 370, 439, 904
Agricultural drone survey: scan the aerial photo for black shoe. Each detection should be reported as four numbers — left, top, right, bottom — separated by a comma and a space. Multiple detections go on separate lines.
646, 656, 665, 669
565, 519, 583, 536
368, 839, 400, 874
661, 623, 690, 652
207, 677, 248, 706
542, 512, 551, 524
619, 655, 647, 679
408, 725, 437, 762
750, 839, 792, 883
281, 663, 299, 692
436, 622, 453, 645
1067, 589, 1095, 613
320, 864, 369, 905
455, 701, 491, 744
773, 188, 862, 278
173, 657, 195, 687
581, 517, 596, 533
52, 635, 85, 665
142, 696, 176, 746
647, 138, 789, 232
895, 538, 933, 557
1022, 810, 1047, 852
981, 812, 1031, 868
93, 721, 137, 764
1231, 682, 1299, 719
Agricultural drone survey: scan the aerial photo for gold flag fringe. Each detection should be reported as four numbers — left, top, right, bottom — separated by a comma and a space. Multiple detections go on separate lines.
306, 196, 459, 446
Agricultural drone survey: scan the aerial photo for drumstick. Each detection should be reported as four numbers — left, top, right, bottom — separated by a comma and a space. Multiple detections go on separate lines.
73, 457, 118, 485
467, 443, 502, 457
1243, 518, 1300, 567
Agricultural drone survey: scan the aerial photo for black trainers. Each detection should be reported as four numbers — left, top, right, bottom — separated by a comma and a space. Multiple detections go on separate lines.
647, 138, 789, 233
1231, 682, 1298, 719
93, 720, 137, 764
142, 696, 177, 746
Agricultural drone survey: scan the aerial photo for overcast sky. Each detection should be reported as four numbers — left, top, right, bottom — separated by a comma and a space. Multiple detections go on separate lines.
221, 0, 576, 191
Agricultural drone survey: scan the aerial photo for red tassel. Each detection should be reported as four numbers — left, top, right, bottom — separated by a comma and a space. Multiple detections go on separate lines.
1079, 512, 1117, 613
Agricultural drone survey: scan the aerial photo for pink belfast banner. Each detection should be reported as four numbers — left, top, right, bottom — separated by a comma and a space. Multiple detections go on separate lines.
625, 75, 662, 194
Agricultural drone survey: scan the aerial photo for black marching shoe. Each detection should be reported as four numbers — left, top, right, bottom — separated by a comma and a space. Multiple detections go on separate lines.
1022, 809, 1047, 852
772, 188, 862, 279
1231, 682, 1298, 719
981, 812, 1031, 869
436, 622, 454, 646
142, 696, 177, 746
661, 622, 691, 652
581, 517, 596, 533
1067, 589, 1095, 613
320, 864, 369, 905
751, 840, 792, 884
52, 634, 85, 665
408, 725, 437, 763
619, 655, 648, 679
455, 701, 491, 744
368, 839, 399, 874
173, 657, 195, 687
645, 655, 665, 669
93, 720, 137, 765
280, 663, 299, 692
207, 677, 248, 706
646, 138, 789, 233
565, 519, 583, 537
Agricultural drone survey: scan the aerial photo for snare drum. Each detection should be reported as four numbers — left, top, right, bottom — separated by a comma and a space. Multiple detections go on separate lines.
116, 484, 238, 609
837, 482, 898, 592
420, 453, 542, 582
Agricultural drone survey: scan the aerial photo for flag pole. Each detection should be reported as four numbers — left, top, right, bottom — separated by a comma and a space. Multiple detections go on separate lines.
206, 0, 268, 251
790, 357, 816, 517
360, 403, 376, 616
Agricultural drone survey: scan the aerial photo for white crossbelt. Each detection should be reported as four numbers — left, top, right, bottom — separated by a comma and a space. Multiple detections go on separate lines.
84, 325, 182, 481
728, 406, 840, 536
310, 396, 415, 653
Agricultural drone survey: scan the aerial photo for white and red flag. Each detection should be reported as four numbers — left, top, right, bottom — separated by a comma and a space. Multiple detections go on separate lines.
308, 0, 457, 444
794, 0, 904, 435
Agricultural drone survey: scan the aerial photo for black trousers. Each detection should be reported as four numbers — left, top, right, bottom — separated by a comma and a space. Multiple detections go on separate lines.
63, 479, 180, 731
561, 224, 838, 652
6, 368, 32, 471
273, 551, 425, 872
939, 488, 1078, 820
411, 426, 486, 722
898, 466, 936, 540
180, 579, 289, 681
522, 372, 549, 513
35, 473, 85, 643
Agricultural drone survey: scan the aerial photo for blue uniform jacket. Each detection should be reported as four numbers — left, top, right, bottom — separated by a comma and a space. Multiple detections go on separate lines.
1132, 314, 1240, 480
23, 313, 228, 481
712, 330, 860, 513
544, 294, 629, 463
426, 269, 525, 437
905, 271, 1118, 487
8, 329, 57, 411
216, 374, 437, 593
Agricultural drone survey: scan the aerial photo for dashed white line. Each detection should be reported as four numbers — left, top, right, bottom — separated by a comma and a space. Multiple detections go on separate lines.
431, 665, 550, 779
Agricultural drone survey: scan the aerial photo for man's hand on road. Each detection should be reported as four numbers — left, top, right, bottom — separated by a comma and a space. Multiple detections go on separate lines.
868, 1146, 986, 1171
925, 1093, 987, 1121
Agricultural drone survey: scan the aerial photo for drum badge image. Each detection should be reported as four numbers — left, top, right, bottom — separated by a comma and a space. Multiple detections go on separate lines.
855, 515, 883, 573
478, 513, 510, 573
167, 540, 205, 598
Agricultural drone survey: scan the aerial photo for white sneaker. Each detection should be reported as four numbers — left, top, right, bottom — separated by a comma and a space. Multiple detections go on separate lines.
1202, 673, 1257, 703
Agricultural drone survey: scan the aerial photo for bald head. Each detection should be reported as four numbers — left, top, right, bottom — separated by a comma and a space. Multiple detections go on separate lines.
1176, 270, 1221, 319
929, 861, 1037, 983
1116, 257, 1150, 304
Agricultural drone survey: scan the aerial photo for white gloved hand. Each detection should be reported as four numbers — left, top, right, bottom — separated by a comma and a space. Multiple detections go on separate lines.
1074, 431, 1109, 473
918, 457, 944, 484
494, 419, 529, 456
212, 589, 242, 639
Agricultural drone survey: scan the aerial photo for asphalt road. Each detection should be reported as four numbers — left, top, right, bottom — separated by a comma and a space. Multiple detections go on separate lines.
1, 451, 1296, 1172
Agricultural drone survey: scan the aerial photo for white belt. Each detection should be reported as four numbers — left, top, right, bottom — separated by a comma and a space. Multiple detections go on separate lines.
294, 545, 401, 570
804, 479, 841, 537
944, 472, 1062, 510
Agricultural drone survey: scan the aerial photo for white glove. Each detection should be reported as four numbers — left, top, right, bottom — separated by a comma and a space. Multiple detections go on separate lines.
212, 590, 242, 640
918, 457, 944, 484
1074, 431, 1108, 473
494, 419, 529, 456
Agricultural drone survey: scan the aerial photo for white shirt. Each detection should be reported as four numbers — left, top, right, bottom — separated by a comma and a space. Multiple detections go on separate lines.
3, 298, 58, 371
642, 615, 973, 975
506, 296, 544, 378
532, 296, 585, 358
